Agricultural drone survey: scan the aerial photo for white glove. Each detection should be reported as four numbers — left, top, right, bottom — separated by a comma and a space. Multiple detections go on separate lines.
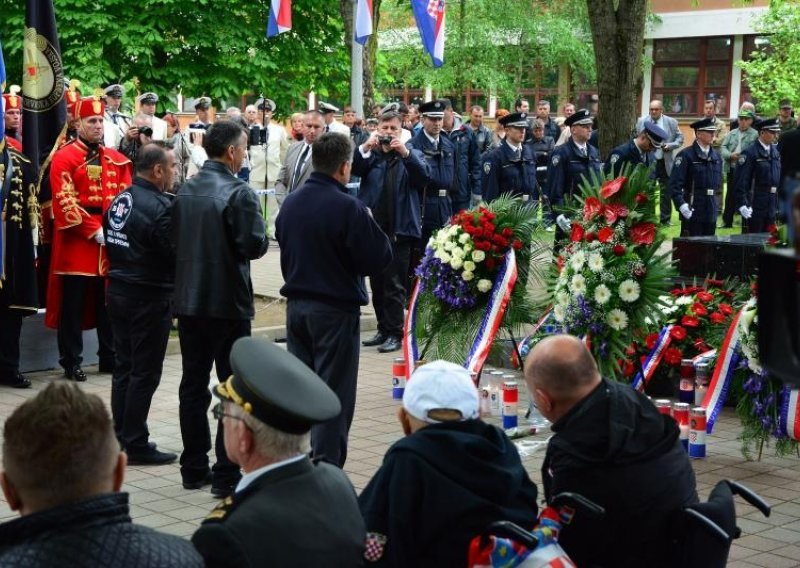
739, 205, 753, 220
556, 214, 572, 232
679, 203, 693, 220
471, 193, 482, 207
94, 231, 106, 246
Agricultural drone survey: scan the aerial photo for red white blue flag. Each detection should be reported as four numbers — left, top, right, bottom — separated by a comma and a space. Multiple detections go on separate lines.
411, 0, 446, 68
267, 0, 292, 38
355, 0, 373, 46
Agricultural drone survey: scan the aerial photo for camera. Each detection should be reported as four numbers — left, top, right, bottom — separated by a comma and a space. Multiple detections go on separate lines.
378, 135, 393, 145
139, 126, 154, 138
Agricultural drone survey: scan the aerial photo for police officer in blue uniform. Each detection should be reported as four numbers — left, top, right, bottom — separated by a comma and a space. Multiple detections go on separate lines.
442, 99, 481, 213
605, 122, 668, 177
545, 109, 602, 242
735, 118, 782, 234
408, 100, 456, 247
480, 112, 538, 204
669, 118, 723, 237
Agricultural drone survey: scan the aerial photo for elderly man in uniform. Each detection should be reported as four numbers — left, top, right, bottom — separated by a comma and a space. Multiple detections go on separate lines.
191, 337, 365, 566
720, 108, 758, 228
248, 97, 289, 239
736, 118, 782, 234
480, 111, 538, 204
319, 101, 350, 135
545, 108, 602, 241
605, 122, 667, 177
46, 96, 133, 381
133, 92, 168, 140
103, 84, 130, 149
670, 118, 724, 237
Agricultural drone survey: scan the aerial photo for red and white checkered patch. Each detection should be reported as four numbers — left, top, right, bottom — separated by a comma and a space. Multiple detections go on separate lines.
426, 0, 443, 18
364, 532, 387, 562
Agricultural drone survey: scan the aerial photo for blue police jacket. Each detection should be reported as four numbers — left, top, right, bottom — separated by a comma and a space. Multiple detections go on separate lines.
408, 130, 456, 231
669, 142, 723, 223
481, 140, 539, 203
605, 139, 652, 177
735, 141, 781, 220
545, 139, 602, 207
443, 125, 481, 212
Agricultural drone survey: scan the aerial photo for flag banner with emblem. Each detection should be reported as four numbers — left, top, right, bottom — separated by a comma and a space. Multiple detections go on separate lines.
631, 325, 673, 392
701, 308, 743, 433
23, 0, 66, 171
410, 0, 446, 68
779, 387, 800, 442
267, 0, 292, 37
355, 0, 374, 46
0, 37, 6, 147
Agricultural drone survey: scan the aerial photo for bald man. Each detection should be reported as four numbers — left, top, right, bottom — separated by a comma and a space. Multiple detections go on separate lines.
524, 335, 697, 567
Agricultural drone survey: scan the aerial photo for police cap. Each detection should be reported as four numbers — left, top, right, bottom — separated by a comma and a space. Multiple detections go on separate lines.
214, 337, 341, 434
642, 122, 667, 148
104, 84, 124, 99
564, 108, 593, 127
754, 118, 781, 132
419, 99, 447, 118
690, 118, 717, 131
138, 92, 159, 105
737, 108, 755, 119
499, 112, 529, 128
318, 101, 339, 114
195, 96, 211, 110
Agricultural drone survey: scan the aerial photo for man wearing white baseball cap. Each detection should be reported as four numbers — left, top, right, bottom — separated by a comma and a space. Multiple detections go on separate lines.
358, 360, 539, 567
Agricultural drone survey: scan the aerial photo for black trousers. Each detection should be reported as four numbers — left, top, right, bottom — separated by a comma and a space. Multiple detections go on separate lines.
722, 168, 740, 227
0, 312, 23, 377
680, 221, 716, 237
656, 159, 672, 224
371, 239, 412, 338
745, 217, 772, 234
108, 292, 172, 453
177, 316, 250, 485
58, 275, 114, 370
286, 299, 359, 468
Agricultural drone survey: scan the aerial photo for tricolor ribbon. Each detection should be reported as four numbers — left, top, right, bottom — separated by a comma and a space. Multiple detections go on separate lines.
702, 309, 743, 433
693, 349, 717, 364
779, 386, 800, 442
465, 249, 518, 374
631, 325, 673, 392
402, 278, 422, 382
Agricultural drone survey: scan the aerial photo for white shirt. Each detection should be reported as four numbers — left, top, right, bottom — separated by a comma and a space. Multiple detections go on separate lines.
423, 131, 439, 147
758, 140, 772, 152
235, 454, 306, 494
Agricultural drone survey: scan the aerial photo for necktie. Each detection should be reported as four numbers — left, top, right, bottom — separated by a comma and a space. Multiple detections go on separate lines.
432, 139, 438, 151
515, 147, 521, 161
579, 146, 587, 158
292, 145, 310, 190
324, 125, 330, 133
112, 113, 118, 125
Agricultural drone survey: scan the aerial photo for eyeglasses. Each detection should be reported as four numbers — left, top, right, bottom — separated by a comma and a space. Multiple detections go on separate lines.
649, 108, 662, 112
211, 402, 244, 422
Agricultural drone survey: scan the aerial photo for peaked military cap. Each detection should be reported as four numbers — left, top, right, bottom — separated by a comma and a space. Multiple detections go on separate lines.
318, 101, 339, 113
214, 337, 341, 434
564, 109, 593, 126
642, 122, 668, 148
195, 96, 211, 110
754, 118, 781, 132
690, 118, 717, 131
419, 99, 447, 118
104, 84, 124, 98
779, 99, 793, 109
381, 102, 401, 114
255, 97, 275, 112
138, 92, 159, 105
500, 112, 529, 128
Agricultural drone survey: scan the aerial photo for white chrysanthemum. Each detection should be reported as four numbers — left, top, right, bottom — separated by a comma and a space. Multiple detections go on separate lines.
477, 279, 493, 293
463, 260, 476, 272
571, 250, 586, 271
450, 257, 463, 270
570, 274, 587, 295
553, 304, 566, 322
458, 232, 471, 244
675, 295, 693, 306
556, 290, 570, 306
606, 308, 629, 331
472, 250, 486, 263
588, 253, 604, 273
618, 279, 641, 303
462, 270, 474, 281
594, 284, 611, 305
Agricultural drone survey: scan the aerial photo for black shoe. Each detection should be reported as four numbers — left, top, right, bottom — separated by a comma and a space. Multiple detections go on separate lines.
362, 332, 387, 347
182, 472, 213, 490
64, 366, 87, 382
0, 372, 31, 389
126, 447, 178, 466
210, 483, 236, 499
377, 336, 402, 353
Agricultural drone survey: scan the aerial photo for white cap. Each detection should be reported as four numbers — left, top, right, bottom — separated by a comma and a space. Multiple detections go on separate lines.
403, 360, 479, 423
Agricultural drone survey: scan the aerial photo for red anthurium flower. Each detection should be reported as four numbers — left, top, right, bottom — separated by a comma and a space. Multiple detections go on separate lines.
583, 197, 603, 221
694, 338, 710, 353
718, 302, 733, 316
570, 223, 585, 242
645, 333, 660, 350
682, 315, 700, 328
635, 192, 648, 203
664, 347, 683, 366
670, 326, 687, 341
600, 176, 626, 199
603, 203, 629, 224
598, 227, 614, 243
696, 291, 714, 303
613, 244, 626, 256
630, 222, 656, 246
709, 311, 726, 324
692, 303, 708, 317
705, 278, 724, 288
502, 227, 513, 237
512, 239, 522, 250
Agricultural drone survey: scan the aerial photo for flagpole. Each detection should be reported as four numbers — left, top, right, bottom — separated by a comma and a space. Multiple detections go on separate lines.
350, 0, 364, 117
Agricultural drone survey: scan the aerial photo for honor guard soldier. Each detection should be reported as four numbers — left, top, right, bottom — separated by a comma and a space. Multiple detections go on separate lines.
545, 108, 602, 241
0, 139, 39, 388
480, 112, 539, 204
318, 101, 350, 135
46, 96, 133, 381
605, 122, 667, 177
669, 118, 723, 237
136, 92, 168, 140
408, 99, 455, 247
735, 118, 782, 234
248, 97, 289, 238
191, 337, 366, 567
2, 86, 23, 151
103, 84, 131, 149
442, 99, 481, 213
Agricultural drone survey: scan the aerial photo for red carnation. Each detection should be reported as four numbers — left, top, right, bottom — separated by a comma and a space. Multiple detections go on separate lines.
630, 222, 656, 246
512, 239, 522, 250
585, 231, 596, 242
583, 197, 603, 221
670, 326, 687, 341
625, 343, 637, 356
600, 176, 627, 199
709, 311, 726, 324
664, 347, 683, 366
613, 244, 626, 256
682, 315, 700, 328
604, 203, 629, 225
623, 360, 635, 378
692, 303, 708, 317
696, 291, 714, 303
598, 227, 614, 243
718, 302, 733, 316
485, 257, 496, 270
645, 333, 660, 350
502, 227, 513, 237
556, 256, 565, 273
635, 192, 649, 203
570, 223, 585, 242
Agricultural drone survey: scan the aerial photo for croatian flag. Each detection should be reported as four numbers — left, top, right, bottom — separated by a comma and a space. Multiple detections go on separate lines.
411, 0, 446, 68
267, 0, 292, 38
355, 0, 373, 46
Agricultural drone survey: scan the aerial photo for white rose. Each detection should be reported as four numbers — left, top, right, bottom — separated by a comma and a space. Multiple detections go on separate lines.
463, 260, 476, 272
451, 247, 464, 258
462, 270, 474, 281
458, 233, 471, 244
477, 279, 493, 293
440, 252, 451, 263
472, 250, 486, 263
443, 240, 455, 251
450, 257, 463, 269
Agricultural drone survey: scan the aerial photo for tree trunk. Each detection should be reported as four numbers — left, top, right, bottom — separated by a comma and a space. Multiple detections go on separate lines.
585, 0, 648, 158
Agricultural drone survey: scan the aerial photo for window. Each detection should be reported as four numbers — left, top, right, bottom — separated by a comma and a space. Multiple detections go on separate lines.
651, 37, 733, 116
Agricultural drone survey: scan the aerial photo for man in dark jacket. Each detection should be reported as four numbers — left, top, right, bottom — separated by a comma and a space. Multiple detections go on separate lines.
524, 335, 698, 568
277, 132, 392, 467
0, 382, 202, 567
172, 120, 269, 497
442, 100, 481, 213
104, 143, 177, 465
359, 360, 539, 567
736, 118, 782, 233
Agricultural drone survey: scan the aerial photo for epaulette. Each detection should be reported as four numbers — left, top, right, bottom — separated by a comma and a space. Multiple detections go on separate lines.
8, 147, 32, 164
103, 153, 132, 167
202, 495, 235, 524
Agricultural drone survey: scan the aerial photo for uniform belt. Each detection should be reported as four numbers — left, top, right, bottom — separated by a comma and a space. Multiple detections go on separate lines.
86, 206, 103, 215
693, 189, 715, 196
755, 186, 778, 194
437, 189, 448, 197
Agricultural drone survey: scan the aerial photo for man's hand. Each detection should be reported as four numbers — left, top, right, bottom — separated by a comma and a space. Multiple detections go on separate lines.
679, 203, 693, 220
361, 132, 380, 154
389, 138, 409, 158
125, 126, 140, 141
730, 153, 739, 162
556, 214, 572, 232
739, 205, 753, 219
192, 131, 204, 147
93, 231, 106, 246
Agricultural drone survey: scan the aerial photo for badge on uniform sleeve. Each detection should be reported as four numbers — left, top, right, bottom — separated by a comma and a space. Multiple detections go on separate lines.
674, 156, 682, 167
483, 162, 491, 174
551, 155, 560, 167
364, 532, 388, 562
609, 154, 619, 165
738, 155, 746, 165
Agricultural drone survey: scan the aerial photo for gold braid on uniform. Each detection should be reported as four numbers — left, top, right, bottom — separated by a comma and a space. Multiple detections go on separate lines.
56, 171, 84, 228
9, 164, 25, 227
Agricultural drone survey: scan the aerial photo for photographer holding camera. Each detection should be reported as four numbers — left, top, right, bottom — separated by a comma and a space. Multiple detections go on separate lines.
353, 111, 430, 354
120, 114, 155, 165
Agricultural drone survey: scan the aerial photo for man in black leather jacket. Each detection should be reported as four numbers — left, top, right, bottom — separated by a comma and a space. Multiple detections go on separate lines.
171, 120, 269, 498
105, 143, 178, 466
0, 382, 203, 567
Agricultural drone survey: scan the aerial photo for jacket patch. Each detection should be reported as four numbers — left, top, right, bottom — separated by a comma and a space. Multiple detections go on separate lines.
551, 155, 560, 167
364, 532, 387, 562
